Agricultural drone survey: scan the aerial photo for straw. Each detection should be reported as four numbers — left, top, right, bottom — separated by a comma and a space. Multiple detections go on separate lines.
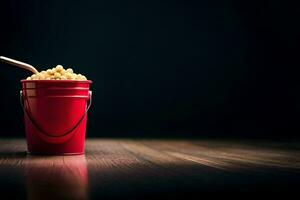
0, 56, 39, 74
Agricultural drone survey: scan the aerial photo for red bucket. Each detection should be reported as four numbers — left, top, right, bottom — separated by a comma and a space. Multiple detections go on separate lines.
20, 80, 92, 155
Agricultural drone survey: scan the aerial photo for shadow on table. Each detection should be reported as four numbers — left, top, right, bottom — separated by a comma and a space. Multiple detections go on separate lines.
0, 151, 27, 159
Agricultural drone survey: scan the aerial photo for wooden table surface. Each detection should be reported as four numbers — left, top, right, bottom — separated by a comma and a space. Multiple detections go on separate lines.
0, 139, 299, 199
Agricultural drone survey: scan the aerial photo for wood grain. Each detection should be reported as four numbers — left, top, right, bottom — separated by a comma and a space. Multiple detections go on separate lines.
0, 139, 299, 199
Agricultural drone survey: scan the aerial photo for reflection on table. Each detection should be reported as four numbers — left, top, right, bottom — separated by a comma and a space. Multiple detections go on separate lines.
25, 155, 88, 200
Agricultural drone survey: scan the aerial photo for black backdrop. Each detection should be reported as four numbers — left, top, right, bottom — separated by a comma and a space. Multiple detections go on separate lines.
0, 0, 299, 138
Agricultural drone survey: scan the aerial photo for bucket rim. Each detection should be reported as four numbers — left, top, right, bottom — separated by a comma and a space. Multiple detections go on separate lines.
21, 79, 92, 83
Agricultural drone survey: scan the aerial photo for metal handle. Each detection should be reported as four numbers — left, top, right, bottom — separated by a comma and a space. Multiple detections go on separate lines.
20, 91, 92, 138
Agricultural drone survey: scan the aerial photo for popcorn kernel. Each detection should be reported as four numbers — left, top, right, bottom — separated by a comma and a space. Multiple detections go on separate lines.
66, 68, 73, 73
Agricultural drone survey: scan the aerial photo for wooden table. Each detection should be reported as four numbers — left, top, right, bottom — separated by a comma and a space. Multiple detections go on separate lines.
0, 139, 299, 199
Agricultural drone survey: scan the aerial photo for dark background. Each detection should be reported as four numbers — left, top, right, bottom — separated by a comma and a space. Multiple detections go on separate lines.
0, 0, 299, 138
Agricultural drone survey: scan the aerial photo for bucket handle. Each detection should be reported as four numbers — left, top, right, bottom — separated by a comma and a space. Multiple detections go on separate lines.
20, 90, 92, 138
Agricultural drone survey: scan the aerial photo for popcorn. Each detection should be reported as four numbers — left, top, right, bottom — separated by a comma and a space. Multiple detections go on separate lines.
26, 65, 87, 80
55, 65, 64, 72
66, 68, 73, 74
54, 72, 61, 78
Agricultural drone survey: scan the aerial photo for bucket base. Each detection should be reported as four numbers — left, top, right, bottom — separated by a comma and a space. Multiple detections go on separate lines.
27, 151, 85, 156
